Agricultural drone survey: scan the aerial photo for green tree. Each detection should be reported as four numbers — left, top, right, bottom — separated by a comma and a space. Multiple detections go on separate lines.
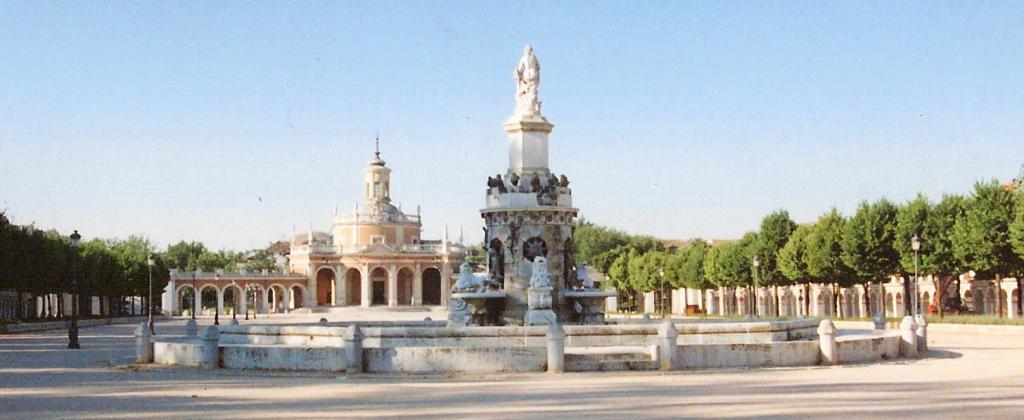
1010, 190, 1024, 316
753, 210, 797, 316
779, 224, 814, 285
895, 194, 930, 315
164, 241, 207, 270
926, 194, 968, 317
952, 180, 1023, 317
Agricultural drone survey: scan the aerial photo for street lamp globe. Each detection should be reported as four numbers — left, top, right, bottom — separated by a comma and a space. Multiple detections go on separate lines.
70, 230, 81, 248
911, 234, 921, 251
752, 255, 760, 268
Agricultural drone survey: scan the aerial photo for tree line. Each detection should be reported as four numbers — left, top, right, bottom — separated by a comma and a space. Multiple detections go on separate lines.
575, 180, 1024, 317
0, 211, 283, 322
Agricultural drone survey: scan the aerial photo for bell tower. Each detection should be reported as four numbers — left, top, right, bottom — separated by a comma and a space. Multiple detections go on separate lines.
363, 136, 391, 204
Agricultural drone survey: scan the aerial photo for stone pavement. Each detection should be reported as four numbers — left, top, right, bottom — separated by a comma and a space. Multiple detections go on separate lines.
2, 311, 1023, 419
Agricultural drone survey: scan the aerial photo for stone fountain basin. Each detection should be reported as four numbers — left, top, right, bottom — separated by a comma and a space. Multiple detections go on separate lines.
452, 291, 507, 300
561, 289, 616, 299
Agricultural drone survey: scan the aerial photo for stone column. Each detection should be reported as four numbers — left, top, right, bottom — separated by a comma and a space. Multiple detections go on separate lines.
201, 325, 220, 369
899, 316, 918, 358
546, 322, 566, 374
134, 322, 153, 364
388, 264, 398, 307
261, 286, 270, 314
413, 263, 423, 306
164, 279, 176, 315
817, 319, 838, 365
643, 292, 655, 314
344, 325, 364, 374
335, 266, 345, 306
658, 320, 678, 371
915, 315, 928, 352
216, 288, 224, 317
718, 287, 726, 316
194, 286, 202, 317
238, 288, 247, 316
361, 264, 371, 308
440, 261, 451, 307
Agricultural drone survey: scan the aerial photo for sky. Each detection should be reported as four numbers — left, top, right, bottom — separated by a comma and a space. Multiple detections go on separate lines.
1, 1, 1022, 251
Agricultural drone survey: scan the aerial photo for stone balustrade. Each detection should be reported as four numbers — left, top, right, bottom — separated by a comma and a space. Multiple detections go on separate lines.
147, 318, 925, 374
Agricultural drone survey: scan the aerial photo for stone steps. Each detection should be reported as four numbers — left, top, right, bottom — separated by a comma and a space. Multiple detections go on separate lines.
565, 346, 658, 372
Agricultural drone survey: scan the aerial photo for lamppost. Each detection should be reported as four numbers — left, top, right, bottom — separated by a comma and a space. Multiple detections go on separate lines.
190, 268, 198, 320
147, 254, 155, 335
213, 273, 220, 326
911, 234, 921, 317
68, 230, 81, 349
752, 255, 761, 318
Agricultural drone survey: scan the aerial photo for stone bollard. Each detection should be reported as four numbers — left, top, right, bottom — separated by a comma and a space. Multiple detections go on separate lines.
658, 320, 679, 371
185, 318, 198, 337
229, 318, 239, 325
873, 313, 886, 330
915, 315, 928, 352
641, 314, 652, 323
817, 319, 839, 365
201, 326, 220, 369
344, 325, 364, 374
899, 316, 918, 358
134, 322, 153, 364
319, 318, 329, 326
546, 322, 566, 374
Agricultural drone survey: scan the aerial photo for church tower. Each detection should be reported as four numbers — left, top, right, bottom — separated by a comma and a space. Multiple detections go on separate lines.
363, 137, 391, 204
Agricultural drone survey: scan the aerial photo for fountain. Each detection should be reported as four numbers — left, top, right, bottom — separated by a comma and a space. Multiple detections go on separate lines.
450, 45, 615, 326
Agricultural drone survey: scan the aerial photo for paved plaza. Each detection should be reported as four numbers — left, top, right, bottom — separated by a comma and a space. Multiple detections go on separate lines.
1, 311, 1022, 419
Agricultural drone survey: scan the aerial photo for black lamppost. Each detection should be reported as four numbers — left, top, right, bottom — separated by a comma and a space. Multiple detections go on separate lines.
190, 268, 198, 320
912, 234, 921, 317
147, 254, 155, 335
752, 255, 761, 318
68, 230, 81, 349
213, 273, 220, 326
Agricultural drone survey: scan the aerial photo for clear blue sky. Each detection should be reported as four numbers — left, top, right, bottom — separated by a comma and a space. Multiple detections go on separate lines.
1, 2, 1022, 251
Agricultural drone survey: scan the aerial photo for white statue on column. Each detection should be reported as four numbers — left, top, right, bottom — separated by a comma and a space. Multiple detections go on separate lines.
529, 257, 552, 289
514, 44, 541, 117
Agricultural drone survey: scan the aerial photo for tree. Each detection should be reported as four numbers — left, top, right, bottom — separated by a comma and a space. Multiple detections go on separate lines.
953, 180, 1023, 317
164, 241, 207, 270
925, 195, 968, 317
574, 219, 631, 270
895, 194, 930, 316
1010, 190, 1024, 316
779, 224, 814, 285
753, 210, 797, 315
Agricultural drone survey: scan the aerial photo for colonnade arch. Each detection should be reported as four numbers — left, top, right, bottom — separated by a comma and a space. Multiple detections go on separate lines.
370, 267, 389, 306
422, 267, 442, 306
316, 268, 336, 306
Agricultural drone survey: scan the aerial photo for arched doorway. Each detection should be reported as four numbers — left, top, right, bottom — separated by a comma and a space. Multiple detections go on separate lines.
268, 285, 287, 313
245, 285, 264, 315
290, 285, 305, 309
200, 285, 218, 316
223, 285, 241, 315
370, 267, 389, 306
176, 285, 195, 316
316, 268, 336, 306
422, 267, 442, 306
489, 239, 505, 282
345, 268, 361, 306
397, 268, 414, 306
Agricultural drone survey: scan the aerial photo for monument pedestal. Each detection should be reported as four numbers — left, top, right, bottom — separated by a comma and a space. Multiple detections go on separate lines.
525, 287, 556, 326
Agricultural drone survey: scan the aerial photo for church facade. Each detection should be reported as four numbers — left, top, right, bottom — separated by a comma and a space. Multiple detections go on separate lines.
288, 147, 465, 309
163, 147, 464, 316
